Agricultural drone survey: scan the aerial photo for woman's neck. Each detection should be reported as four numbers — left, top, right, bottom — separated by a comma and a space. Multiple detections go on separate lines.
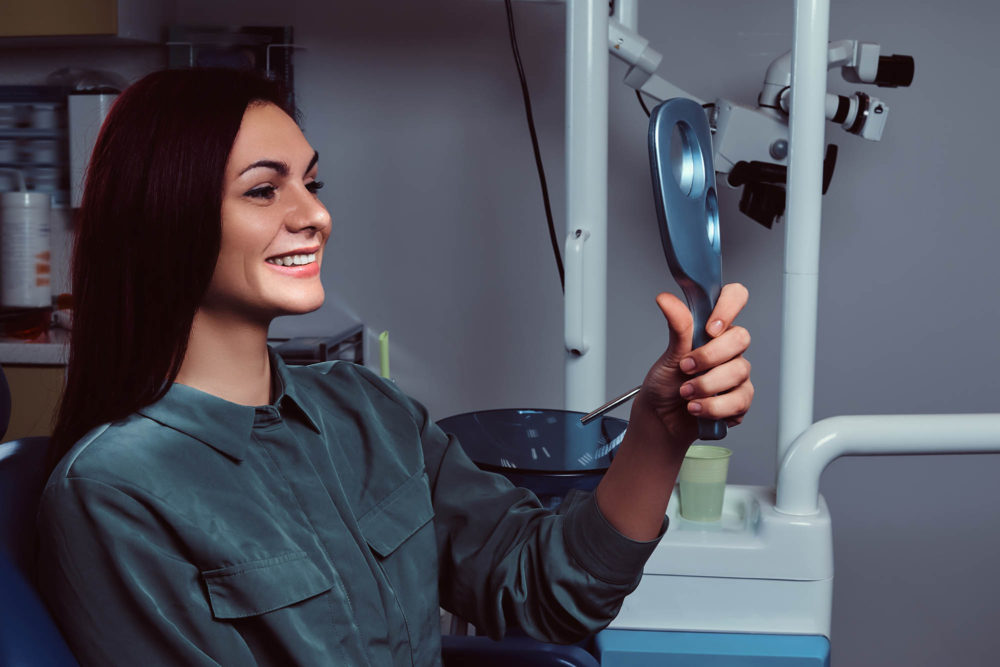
175, 309, 272, 406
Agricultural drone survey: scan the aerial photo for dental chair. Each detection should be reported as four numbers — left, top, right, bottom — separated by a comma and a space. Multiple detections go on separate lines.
0, 365, 79, 666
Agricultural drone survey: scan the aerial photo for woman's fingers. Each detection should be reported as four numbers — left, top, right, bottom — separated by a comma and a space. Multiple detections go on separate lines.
686, 378, 754, 419
704, 283, 749, 338
656, 282, 753, 426
680, 325, 751, 375
680, 357, 751, 398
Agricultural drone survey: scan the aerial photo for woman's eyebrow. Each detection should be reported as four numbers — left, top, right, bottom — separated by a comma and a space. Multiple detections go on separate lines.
238, 151, 318, 178
239, 159, 289, 177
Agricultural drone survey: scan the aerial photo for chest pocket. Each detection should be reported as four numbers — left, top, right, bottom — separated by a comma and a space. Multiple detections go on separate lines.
357, 470, 440, 663
357, 471, 435, 558
202, 551, 333, 619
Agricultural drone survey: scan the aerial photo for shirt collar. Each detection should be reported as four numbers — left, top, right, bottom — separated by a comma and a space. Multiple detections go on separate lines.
137, 348, 321, 462
269, 349, 322, 434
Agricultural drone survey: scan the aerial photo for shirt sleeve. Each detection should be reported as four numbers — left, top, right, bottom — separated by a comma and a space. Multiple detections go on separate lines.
356, 369, 666, 644
37, 477, 256, 667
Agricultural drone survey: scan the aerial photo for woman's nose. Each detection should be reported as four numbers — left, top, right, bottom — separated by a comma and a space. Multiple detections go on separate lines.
286, 186, 331, 235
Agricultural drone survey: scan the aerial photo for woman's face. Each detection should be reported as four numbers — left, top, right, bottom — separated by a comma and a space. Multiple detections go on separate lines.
203, 102, 331, 323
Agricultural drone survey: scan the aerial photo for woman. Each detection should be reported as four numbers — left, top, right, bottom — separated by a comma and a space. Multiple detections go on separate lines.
39, 68, 753, 666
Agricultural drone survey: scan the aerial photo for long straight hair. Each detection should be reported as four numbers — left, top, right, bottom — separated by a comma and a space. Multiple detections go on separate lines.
50, 68, 292, 466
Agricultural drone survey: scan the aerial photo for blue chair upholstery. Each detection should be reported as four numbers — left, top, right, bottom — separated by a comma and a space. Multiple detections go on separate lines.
0, 435, 78, 666
0, 436, 53, 574
0, 551, 78, 667
441, 635, 600, 667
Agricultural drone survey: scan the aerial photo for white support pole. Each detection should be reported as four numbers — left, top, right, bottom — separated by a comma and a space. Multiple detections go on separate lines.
777, 0, 830, 472
564, 0, 609, 412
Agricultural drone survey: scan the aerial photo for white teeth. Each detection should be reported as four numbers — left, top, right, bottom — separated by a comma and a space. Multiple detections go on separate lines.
267, 252, 317, 267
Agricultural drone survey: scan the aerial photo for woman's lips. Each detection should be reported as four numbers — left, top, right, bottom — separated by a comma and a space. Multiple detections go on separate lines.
265, 250, 319, 266
264, 255, 320, 278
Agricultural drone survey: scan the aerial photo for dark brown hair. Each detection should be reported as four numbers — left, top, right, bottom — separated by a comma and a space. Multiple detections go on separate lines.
50, 68, 292, 465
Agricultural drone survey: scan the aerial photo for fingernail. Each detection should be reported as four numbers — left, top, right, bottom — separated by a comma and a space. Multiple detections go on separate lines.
688, 402, 702, 414
680, 358, 696, 373
679, 383, 694, 398
709, 320, 724, 335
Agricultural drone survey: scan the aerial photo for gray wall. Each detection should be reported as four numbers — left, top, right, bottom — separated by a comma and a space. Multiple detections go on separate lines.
6, 0, 1000, 663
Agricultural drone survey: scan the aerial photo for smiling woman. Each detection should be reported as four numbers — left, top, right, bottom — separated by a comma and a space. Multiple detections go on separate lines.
36, 67, 754, 667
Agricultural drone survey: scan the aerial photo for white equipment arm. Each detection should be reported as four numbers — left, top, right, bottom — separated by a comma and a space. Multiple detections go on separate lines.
608, 26, 914, 171
607, 16, 788, 176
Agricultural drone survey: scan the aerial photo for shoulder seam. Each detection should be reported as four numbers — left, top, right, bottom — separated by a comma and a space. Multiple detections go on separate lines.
40, 472, 149, 513
57, 422, 112, 479
353, 364, 406, 407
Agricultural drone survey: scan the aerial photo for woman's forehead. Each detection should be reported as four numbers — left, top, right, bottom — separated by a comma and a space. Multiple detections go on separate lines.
228, 103, 315, 173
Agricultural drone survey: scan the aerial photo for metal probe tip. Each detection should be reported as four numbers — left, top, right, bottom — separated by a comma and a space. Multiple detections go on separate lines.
579, 385, 641, 425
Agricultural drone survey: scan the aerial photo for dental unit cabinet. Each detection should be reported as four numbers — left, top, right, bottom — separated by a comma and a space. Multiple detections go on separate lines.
552, 0, 1000, 664
610, 485, 833, 637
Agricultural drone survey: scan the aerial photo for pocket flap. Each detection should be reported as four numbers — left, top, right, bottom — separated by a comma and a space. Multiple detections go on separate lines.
202, 551, 332, 619
357, 472, 434, 557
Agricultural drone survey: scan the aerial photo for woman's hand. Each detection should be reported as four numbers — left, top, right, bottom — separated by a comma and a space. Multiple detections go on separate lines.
594, 284, 752, 540
633, 283, 754, 446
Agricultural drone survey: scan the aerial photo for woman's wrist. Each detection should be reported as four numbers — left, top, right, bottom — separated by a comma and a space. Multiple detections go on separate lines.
628, 389, 695, 459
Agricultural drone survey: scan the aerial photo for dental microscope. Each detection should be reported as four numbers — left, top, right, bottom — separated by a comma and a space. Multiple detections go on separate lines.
609, 23, 914, 227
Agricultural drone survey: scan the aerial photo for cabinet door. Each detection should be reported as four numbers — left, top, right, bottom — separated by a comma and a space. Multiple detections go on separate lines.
2, 365, 63, 440
1, 0, 117, 38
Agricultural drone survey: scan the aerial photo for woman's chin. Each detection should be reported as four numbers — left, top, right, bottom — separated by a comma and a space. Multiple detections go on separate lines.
277, 290, 326, 317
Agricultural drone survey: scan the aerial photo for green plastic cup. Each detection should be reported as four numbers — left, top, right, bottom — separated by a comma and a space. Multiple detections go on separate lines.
677, 445, 732, 522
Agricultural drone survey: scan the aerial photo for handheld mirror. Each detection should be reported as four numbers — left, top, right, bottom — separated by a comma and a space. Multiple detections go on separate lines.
649, 97, 726, 441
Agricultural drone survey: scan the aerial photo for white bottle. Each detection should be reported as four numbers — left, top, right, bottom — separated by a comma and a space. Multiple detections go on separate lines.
1, 191, 52, 309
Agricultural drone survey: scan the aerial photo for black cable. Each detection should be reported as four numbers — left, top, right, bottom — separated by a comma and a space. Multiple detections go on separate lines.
636, 90, 651, 117
639, 92, 717, 119
504, 0, 564, 293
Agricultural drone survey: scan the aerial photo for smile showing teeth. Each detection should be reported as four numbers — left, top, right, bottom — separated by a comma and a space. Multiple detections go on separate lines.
266, 252, 317, 267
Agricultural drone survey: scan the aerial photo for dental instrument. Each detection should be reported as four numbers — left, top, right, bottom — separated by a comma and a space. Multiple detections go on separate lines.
580, 385, 640, 425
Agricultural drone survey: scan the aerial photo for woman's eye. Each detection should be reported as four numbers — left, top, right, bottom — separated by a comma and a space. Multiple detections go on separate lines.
306, 181, 324, 194
245, 185, 276, 200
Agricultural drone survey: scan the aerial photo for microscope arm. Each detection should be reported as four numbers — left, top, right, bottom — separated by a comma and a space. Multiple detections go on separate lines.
608, 19, 705, 106
608, 18, 785, 176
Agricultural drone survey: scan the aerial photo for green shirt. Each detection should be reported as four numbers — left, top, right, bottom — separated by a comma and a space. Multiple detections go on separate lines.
37, 354, 664, 666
